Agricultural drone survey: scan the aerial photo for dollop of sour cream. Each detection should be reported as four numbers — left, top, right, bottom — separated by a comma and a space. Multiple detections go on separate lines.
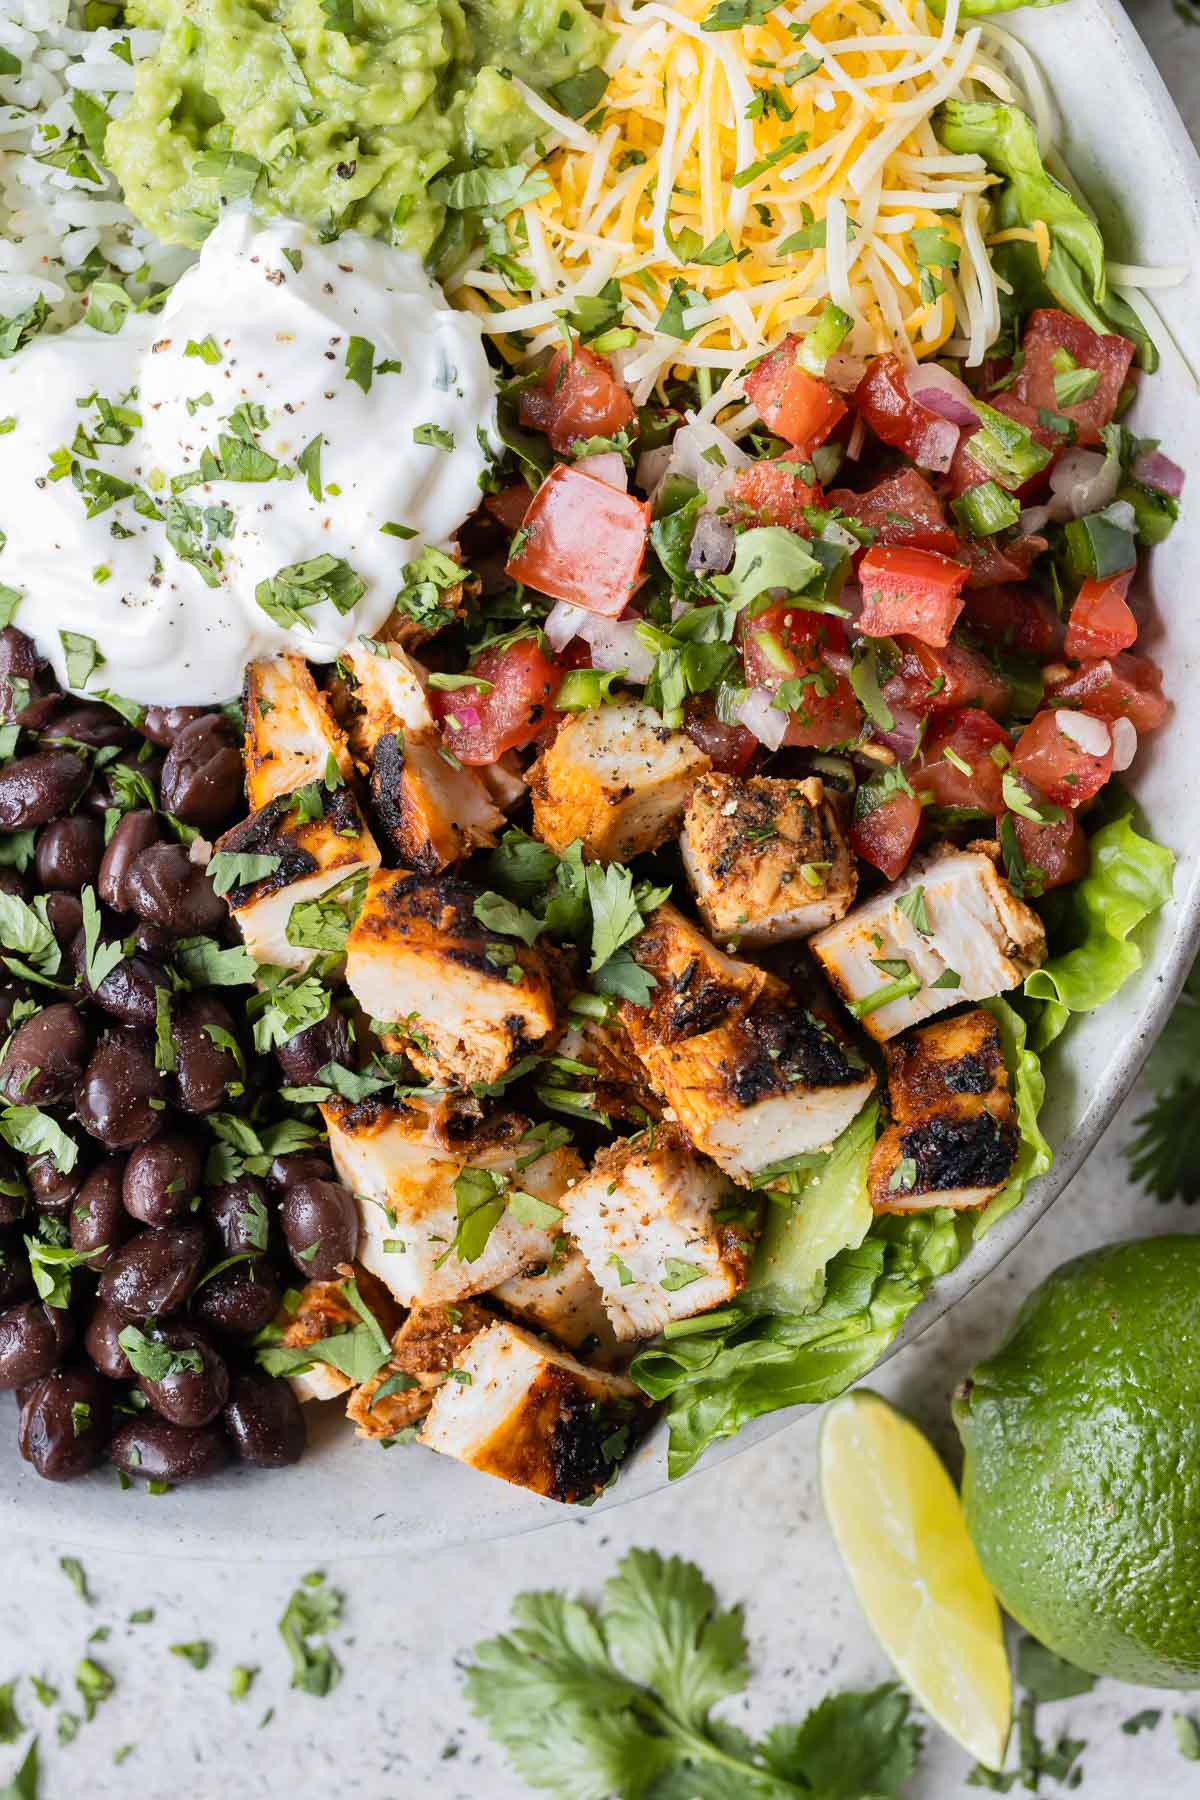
0, 211, 498, 705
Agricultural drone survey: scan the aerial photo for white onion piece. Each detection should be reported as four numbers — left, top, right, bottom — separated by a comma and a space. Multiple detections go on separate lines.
687, 512, 736, 574
544, 600, 589, 653
575, 450, 628, 491
1047, 447, 1120, 522
1110, 716, 1138, 771
635, 444, 672, 494
1056, 710, 1111, 756
846, 413, 867, 462
578, 613, 656, 683
1103, 498, 1137, 535
1018, 504, 1052, 537
918, 413, 960, 474
1133, 449, 1185, 498
906, 362, 979, 429
653, 419, 750, 510
825, 351, 868, 394
872, 705, 923, 763
736, 685, 788, 751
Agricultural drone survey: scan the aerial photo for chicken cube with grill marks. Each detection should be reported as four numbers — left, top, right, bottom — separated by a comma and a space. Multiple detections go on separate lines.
270, 1267, 401, 1405
337, 640, 504, 871
809, 847, 1046, 1042
347, 1298, 494, 1440
543, 1015, 662, 1126
618, 904, 875, 1184
868, 1009, 1019, 1212
243, 653, 353, 813
492, 1246, 620, 1363
419, 1319, 645, 1503
216, 783, 380, 971
563, 1125, 756, 1341
323, 1096, 583, 1307
344, 869, 556, 1086
681, 771, 857, 943
529, 699, 711, 861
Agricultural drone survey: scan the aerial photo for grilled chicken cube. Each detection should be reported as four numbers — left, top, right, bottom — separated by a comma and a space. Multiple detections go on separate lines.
419, 1319, 643, 1503
339, 641, 504, 871
619, 905, 875, 1184
344, 869, 556, 1086
243, 653, 352, 813
479, 751, 528, 813
529, 699, 711, 860
564, 1125, 755, 1340
681, 771, 856, 943
868, 1010, 1019, 1211
347, 1298, 493, 1440
323, 1096, 583, 1306
543, 1015, 662, 1126
492, 1246, 620, 1362
216, 785, 380, 971
269, 1268, 401, 1405
809, 847, 1046, 1043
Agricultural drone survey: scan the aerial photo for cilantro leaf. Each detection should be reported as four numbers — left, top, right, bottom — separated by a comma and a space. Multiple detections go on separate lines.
602, 1549, 748, 1731
474, 890, 544, 947
586, 865, 662, 974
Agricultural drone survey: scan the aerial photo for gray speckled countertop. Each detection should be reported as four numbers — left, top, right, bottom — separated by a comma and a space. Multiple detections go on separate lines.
3, 8, 1200, 1794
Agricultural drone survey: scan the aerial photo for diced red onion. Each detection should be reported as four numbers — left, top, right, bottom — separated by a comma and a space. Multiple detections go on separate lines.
825, 351, 868, 393
871, 703, 923, 762
823, 646, 852, 678
1047, 447, 1120, 522
448, 701, 482, 732
545, 599, 590, 653
1111, 716, 1138, 771
736, 685, 788, 751
1132, 449, 1185, 499
1018, 504, 1052, 537
635, 445, 672, 494
578, 613, 655, 683
837, 582, 863, 629
846, 413, 867, 462
575, 451, 628, 491
918, 413, 961, 474
686, 512, 736, 574
1056, 710, 1111, 756
906, 362, 979, 429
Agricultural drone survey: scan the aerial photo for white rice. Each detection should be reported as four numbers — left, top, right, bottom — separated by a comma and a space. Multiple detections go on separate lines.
0, 0, 192, 330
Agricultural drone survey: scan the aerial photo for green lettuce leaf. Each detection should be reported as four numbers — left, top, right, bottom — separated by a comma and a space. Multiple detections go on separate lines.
742, 1101, 876, 1317
973, 996, 1052, 1234
934, 99, 1158, 370
1024, 811, 1175, 1049
926, 0, 1066, 19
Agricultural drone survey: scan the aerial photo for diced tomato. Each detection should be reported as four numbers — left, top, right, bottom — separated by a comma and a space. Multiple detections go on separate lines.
1064, 568, 1138, 660
824, 467, 959, 556
506, 463, 650, 617
518, 345, 635, 455
883, 638, 1010, 719
728, 459, 821, 532
431, 637, 563, 765
1004, 309, 1136, 448
739, 603, 861, 748
851, 788, 922, 880
484, 483, 535, 533
1010, 808, 1091, 892
745, 337, 847, 451
961, 584, 1064, 659
911, 708, 1013, 815
853, 355, 957, 472
1045, 652, 1169, 735
957, 531, 1048, 591
857, 545, 969, 648
943, 410, 1057, 504
1011, 707, 1113, 807
683, 699, 757, 775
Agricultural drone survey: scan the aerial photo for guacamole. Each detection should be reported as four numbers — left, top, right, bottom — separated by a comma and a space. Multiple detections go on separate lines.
106, 0, 608, 257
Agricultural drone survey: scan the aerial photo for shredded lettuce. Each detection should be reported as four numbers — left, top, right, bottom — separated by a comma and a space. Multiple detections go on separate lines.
741, 1101, 877, 1317
974, 997, 1052, 1234
926, 0, 1065, 17
1025, 811, 1175, 1049
935, 100, 1158, 371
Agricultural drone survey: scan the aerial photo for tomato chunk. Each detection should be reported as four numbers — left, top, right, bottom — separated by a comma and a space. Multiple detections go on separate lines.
1010, 808, 1090, 893
962, 584, 1064, 659
745, 337, 847, 450
518, 345, 635, 455
739, 604, 861, 748
851, 787, 922, 880
484, 482, 535, 533
825, 467, 959, 556
853, 355, 958, 472
431, 637, 563, 765
957, 531, 1048, 591
911, 708, 1012, 815
728, 459, 821, 532
1045, 652, 1168, 735
683, 700, 757, 775
506, 463, 650, 617
883, 638, 1010, 719
1064, 568, 1138, 661
1004, 309, 1136, 448
1011, 707, 1113, 807
857, 545, 969, 648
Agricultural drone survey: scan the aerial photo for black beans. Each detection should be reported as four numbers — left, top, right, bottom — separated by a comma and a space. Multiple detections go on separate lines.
275, 1009, 352, 1086
69, 1158, 129, 1270
267, 1152, 335, 1193
109, 1415, 230, 1485
0, 1300, 75, 1390
123, 842, 224, 935
223, 1373, 305, 1469
122, 1135, 202, 1227
160, 715, 243, 830
0, 1003, 88, 1107
172, 995, 243, 1115
83, 950, 170, 1032
191, 1261, 281, 1339
84, 1298, 133, 1381
134, 1325, 229, 1428
139, 704, 207, 749
19, 1363, 112, 1480
0, 1235, 32, 1308
42, 701, 131, 752
76, 1031, 166, 1149
27, 1146, 87, 1218
280, 1180, 358, 1281
0, 749, 88, 830
84, 748, 162, 819
0, 628, 54, 727
205, 1178, 269, 1256
35, 815, 103, 891
98, 810, 160, 911
97, 1224, 206, 1322
43, 891, 83, 952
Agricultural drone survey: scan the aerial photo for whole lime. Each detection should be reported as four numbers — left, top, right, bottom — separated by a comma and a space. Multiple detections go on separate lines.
954, 1235, 1200, 1688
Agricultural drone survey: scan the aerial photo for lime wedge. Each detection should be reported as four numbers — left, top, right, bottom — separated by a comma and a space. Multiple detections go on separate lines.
819, 1389, 1011, 1770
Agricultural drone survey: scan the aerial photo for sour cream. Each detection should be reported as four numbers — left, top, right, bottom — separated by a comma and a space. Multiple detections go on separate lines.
0, 211, 498, 705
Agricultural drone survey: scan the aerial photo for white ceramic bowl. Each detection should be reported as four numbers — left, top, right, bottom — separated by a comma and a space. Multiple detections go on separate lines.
4, 0, 1198, 1557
